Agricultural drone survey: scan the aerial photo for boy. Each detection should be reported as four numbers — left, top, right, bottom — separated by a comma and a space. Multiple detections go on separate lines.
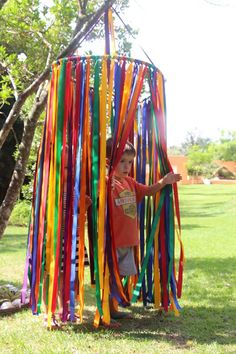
106, 139, 182, 320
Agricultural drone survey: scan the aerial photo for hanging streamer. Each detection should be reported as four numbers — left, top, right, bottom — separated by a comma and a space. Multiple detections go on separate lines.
22, 55, 184, 328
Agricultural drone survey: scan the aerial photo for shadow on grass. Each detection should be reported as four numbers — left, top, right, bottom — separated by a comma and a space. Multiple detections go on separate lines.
186, 257, 235, 272
67, 304, 235, 348
68, 256, 236, 347
181, 223, 206, 230
181, 210, 221, 218
1, 255, 234, 349
180, 192, 236, 197
117, 305, 236, 346
2, 301, 235, 348
0, 233, 27, 253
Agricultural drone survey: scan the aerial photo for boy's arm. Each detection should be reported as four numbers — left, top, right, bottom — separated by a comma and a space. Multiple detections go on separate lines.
144, 172, 182, 196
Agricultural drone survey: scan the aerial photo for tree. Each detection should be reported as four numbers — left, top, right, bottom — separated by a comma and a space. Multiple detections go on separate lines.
216, 130, 236, 162
181, 129, 211, 155
167, 145, 185, 156
168, 130, 212, 157
0, 0, 130, 238
186, 145, 217, 178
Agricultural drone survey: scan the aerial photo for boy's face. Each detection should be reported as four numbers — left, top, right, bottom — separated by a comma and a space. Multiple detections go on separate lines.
114, 152, 134, 178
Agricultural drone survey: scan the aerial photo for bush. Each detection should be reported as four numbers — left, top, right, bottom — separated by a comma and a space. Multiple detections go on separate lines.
9, 200, 31, 226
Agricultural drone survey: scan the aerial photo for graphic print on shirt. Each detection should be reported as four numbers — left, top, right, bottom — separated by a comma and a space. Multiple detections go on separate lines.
115, 189, 136, 219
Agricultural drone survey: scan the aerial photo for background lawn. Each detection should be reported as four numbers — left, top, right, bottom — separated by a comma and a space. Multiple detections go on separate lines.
0, 184, 235, 353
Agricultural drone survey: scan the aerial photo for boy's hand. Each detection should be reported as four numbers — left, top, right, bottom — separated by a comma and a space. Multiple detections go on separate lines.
163, 172, 182, 185
85, 195, 92, 209
111, 175, 115, 190
146, 172, 182, 196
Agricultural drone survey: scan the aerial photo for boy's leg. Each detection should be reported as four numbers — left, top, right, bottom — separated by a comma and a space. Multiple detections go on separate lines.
109, 277, 132, 320
110, 297, 132, 320
109, 247, 135, 320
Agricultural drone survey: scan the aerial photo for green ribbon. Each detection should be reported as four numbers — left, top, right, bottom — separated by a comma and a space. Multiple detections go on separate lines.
53, 59, 66, 270
91, 58, 103, 316
167, 186, 174, 288
132, 189, 165, 303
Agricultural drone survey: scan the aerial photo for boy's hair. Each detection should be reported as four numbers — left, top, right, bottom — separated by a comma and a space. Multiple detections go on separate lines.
106, 138, 136, 160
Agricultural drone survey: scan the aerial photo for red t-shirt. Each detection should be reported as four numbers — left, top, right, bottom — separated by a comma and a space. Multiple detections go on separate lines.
111, 176, 150, 248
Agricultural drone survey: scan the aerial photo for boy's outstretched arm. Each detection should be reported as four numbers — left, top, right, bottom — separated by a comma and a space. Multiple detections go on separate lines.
145, 172, 182, 196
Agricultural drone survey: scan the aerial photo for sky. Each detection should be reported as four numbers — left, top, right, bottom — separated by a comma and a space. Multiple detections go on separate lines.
80, 0, 236, 146
43, 0, 236, 146
121, 0, 236, 146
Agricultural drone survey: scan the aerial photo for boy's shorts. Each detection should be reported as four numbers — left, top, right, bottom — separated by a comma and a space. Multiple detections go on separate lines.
116, 247, 137, 276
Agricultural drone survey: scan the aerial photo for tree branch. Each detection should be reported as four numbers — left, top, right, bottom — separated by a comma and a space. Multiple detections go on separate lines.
7, 68, 18, 100
10, 126, 19, 146
36, 30, 52, 51
78, 0, 85, 15
0, 62, 6, 74
0, 61, 18, 99
0, 69, 49, 150
0, 0, 8, 10
60, 0, 116, 58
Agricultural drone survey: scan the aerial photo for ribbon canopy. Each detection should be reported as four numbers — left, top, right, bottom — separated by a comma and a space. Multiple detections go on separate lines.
22, 55, 184, 327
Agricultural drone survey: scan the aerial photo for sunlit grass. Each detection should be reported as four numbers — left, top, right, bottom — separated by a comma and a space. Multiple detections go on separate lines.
0, 185, 235, 353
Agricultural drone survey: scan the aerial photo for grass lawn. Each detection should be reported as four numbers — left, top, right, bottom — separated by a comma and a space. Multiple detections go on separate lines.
0, 184, 235, 353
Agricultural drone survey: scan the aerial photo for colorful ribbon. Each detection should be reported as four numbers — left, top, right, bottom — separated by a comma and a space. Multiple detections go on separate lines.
22, 55, 184, 328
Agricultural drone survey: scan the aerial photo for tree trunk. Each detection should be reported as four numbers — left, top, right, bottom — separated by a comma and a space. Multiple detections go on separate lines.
0, 90, 47, 238
0, 71, 49, 150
